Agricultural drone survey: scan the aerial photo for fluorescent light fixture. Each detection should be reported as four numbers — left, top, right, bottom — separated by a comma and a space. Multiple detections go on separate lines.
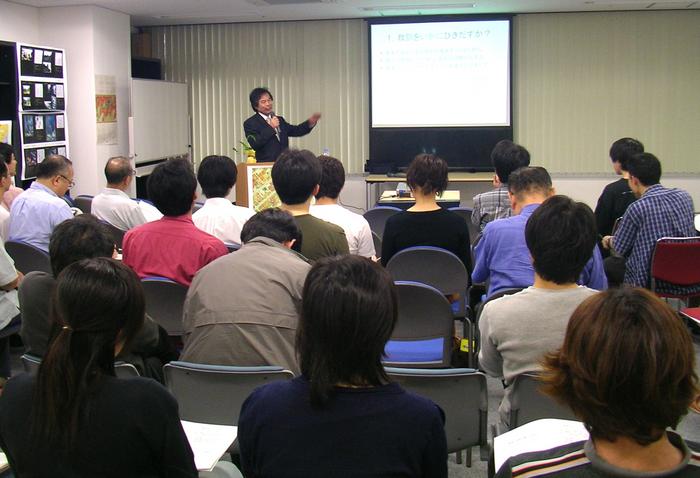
362, 3, 475, 11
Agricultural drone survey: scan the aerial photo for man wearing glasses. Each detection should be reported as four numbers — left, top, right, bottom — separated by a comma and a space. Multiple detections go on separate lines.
9, 154, 74, 252
92, 156, 162, 231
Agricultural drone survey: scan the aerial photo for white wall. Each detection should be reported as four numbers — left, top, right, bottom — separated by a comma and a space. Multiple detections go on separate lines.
0, 2, 132, 196
0, 1, 40, 44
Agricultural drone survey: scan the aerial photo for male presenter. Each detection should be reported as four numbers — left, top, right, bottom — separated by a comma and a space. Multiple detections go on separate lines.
243, 87, 321, 163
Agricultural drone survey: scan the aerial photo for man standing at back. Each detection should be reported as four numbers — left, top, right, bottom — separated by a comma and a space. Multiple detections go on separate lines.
122, 158, 227, 286
472, 140, 530, 231
9, 154, 74, 252
92, 156, 162, 231
603, 153, 695, 291
310, 155, 375, 258
479, 195, 600, 427
272, 149, 348, 261
472, 167, 607, 299
193, 155, 254, 245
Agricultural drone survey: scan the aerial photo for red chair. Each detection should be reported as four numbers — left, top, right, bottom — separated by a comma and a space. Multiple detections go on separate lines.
649, 237, 700, 304
680, 307, 700, 327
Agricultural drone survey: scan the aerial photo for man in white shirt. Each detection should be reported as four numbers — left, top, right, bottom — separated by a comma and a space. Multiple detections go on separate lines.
92, 156, 162, 231
310, 155, 375, 258
193, 155, 254, 245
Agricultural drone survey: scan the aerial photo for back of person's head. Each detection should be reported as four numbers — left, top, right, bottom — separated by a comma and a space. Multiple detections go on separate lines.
491, 140, 531, 184
609, 137, 644, 171
0, 142, 15, 164
406, 153, 448, 196
49, 215, 115, 278
249, 87, 272, 112
147, 158, 196, 216
297, 255, 397, 408
33, 257, 145, 452
507, 166, 552, 201
525, 195, 597, 284
36, 154, 72, 179
197, 155, 237, 199
542, 287, 698, 446
626, 152, 661, 186
315, 155, 345, 200
240, 208, 301, 245
271, 149, 321, 205
104, 156, 133, 185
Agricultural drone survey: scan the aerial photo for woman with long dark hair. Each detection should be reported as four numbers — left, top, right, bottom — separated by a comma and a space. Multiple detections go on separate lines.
0, 257, 197, 477
238, 255, 447, 477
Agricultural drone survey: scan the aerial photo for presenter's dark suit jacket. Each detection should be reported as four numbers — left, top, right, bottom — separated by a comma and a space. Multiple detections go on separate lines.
243, 113, 314, 163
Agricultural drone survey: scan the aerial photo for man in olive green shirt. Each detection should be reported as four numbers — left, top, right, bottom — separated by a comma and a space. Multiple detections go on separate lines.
271, 149, 348, 261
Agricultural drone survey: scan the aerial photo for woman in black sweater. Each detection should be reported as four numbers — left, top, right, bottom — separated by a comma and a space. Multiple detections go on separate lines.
0, 258, 197, 477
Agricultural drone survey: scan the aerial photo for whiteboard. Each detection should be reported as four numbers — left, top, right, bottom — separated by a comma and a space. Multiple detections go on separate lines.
129, 79, 190, 165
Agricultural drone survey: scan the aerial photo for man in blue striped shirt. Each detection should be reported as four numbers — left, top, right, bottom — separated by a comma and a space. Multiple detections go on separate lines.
603, 153, 695, 292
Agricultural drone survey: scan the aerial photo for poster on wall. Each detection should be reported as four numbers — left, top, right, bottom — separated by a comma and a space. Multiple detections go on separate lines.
95, 75, 117, 145
0, 121, 11, 144
17, 43, 68, 180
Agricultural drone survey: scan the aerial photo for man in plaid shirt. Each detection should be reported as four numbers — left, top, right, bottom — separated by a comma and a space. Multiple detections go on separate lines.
471, 140, 530, 231
603, 153, 695, 291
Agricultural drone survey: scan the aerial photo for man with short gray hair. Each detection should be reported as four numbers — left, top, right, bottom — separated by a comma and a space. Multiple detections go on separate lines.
92, 156, 162, 231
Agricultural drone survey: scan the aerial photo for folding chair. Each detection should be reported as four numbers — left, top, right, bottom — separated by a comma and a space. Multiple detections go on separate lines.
449, 206, 479, 246
649, 237, 700, 306
73, 195, 93, 214
141, 277, 188, 336
224, 242, 242, 253
23, 354, 141, 377
508, 372, 577, 430
164, 361, 294, 426
362, 206, 402, 240
386, 246, 473, 362
386, 367, 489, 466
371, 231, 381, 257
383, 281, 454, 368
192, 201, 205, 214
5, 240, 52, 275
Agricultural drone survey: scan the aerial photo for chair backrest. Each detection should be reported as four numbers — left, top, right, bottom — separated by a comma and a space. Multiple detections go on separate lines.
164, 361, 294, 425
192, 201, 205, 214
383, 281, 454, 368
224, 242, 242, 253
449, 207, 479, 245
650, 237, 700, 299
475, 287, 526, 324
73, 195, 93, 214
5, 240, 52, 275
141, 277, 188, 336
386, 246, 469, 316
114, 361, 141, 378
371, 231, 381, 257
100, 221, 126, 250
509, 372, 577, 429
362, 206, 402, 240
21, 353, 42, 374
386, 367, 488, 453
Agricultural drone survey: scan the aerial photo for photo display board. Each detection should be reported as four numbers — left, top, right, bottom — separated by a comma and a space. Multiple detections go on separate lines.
17, 43, 68, 179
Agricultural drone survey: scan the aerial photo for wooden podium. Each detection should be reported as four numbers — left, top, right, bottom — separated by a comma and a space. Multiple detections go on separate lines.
235, 162, 281, 211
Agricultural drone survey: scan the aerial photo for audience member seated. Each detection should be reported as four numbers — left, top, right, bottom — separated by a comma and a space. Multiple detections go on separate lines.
602, 152, 696, 291
594, 137, 644, 239
0, 142, 24, 210
0, 235, 22, 382
19, 215, 174, 379
123, 158, 227, 286
0, 258, 198, 477
239, 255, 447, 477
192, 154, 254, 245
9, 154, 74, 252
92, 156, 162, 230
381, 153, 471, 270
479, 195, 600, 426
271, 149, 348, 261
310, 155, 375, 258
181, 208, 310, 374
472, 140, 530, 231
496, 288, 700, 476
0, 161, 12, 240
473, 167, 607, 299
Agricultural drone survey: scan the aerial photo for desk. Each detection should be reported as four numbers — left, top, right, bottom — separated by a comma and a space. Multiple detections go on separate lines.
365, 172, 493, 210
378, 190, 461, 210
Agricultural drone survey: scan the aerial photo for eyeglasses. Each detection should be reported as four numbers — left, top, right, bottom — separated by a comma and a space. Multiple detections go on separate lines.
58, 175, 75, 188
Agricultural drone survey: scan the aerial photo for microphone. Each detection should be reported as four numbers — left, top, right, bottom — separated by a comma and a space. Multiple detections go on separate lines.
269, 111, 280, 134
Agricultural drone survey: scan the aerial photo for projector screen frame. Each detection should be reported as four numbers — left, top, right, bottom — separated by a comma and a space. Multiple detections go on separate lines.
366, 14, 514, 173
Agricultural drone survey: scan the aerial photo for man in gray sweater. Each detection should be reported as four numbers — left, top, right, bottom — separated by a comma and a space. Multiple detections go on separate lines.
478, 195, 600, 427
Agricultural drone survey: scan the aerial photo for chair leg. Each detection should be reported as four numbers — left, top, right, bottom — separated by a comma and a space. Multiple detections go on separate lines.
466, 447, 472, 467
455, 449, 462, 464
